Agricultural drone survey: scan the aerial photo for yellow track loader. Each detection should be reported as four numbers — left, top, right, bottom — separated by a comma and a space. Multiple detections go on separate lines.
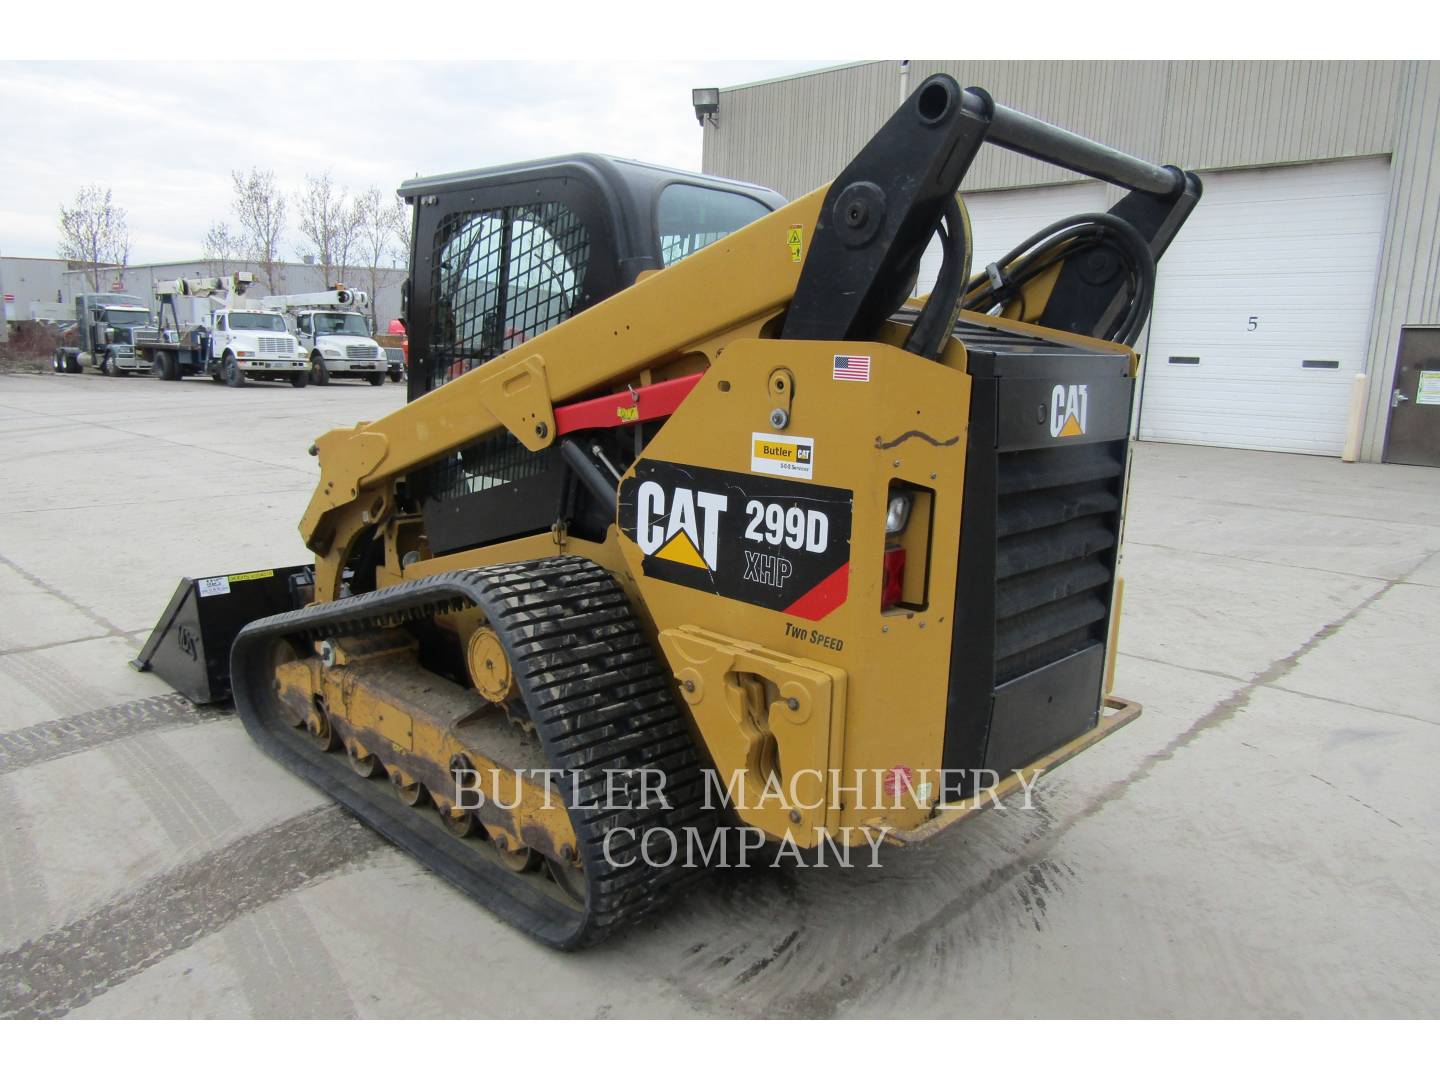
135, 75, 1201, 947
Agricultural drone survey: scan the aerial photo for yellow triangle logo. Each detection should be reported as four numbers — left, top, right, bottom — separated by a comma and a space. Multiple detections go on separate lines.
1058, 412, 1084, 437
656, 529, 708, 568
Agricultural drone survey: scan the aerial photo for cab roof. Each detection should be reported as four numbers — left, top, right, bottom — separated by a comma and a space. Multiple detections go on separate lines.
398, 153, 787, 271
399, 152, 782, 205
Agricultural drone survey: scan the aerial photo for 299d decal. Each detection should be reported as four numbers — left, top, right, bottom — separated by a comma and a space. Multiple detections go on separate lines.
619, 460, 853, 619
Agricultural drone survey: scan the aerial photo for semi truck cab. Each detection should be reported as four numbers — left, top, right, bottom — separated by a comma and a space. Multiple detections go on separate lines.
55, 294, 156, 375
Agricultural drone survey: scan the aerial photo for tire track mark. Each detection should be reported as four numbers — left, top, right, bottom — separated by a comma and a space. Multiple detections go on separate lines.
0, 778, 51, 947
0, 695, 224, 776
102, 734, 242, 851
223, 899, 358, 1019
0, 650, 107, 720
0, 805, 382, 1019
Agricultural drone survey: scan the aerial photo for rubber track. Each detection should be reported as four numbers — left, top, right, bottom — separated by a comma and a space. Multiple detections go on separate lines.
231, 556, 715, 949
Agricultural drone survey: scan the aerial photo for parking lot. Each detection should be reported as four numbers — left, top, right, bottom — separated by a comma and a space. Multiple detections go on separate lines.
1, 370, 1437, 1019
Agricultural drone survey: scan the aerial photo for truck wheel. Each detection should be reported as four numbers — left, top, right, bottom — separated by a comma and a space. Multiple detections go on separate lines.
159, 353, 179, 381
367, 373, 385, 386
290, 372, 308, 388
310, 356, 330, 386
223, 353, 245, 388
388, 370, 403, 383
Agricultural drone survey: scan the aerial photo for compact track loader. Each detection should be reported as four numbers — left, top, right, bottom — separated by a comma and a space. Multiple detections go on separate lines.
136, 75, 1201, 947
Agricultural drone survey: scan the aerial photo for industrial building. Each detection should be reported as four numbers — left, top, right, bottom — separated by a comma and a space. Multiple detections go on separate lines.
700, 61, 1440, 465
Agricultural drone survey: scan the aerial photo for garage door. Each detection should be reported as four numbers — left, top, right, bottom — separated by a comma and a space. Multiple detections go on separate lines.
1138, 158, 1390, 455
916, 182, 1105, 296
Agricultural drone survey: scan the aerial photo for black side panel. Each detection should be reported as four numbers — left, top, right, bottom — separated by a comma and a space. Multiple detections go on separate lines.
421, 435, 567, 556
984, 644, 1106, 775
941, 327, 1133, 796
944, 375, 1000, 780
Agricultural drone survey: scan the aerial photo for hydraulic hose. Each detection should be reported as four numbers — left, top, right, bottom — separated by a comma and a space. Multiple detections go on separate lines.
962, 212, 1157, 347
903, 197, 971, 359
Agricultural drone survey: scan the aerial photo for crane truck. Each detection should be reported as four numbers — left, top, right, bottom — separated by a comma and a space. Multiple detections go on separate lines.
259, 288, 389, 386
136, 273, 309, 387
136, 77, 1201, 948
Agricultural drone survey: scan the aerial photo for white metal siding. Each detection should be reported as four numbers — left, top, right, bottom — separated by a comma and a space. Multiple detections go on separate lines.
1138, 158, 1390, 455
704, 62, 1404, 201
916, 183, 1105, 297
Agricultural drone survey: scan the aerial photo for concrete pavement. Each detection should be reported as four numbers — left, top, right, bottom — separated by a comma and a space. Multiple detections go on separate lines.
1, 370, 1437, 1018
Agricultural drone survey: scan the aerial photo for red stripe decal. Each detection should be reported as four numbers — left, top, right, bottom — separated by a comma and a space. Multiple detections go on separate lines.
554, 373, 704, 436
783, 562, 850, 621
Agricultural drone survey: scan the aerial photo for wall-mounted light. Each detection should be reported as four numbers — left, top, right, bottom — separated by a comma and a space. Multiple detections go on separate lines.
692, 87, 720, 128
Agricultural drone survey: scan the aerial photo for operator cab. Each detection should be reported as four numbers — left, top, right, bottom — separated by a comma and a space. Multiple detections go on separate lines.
399, 154, 786, 402
397, 154, 787, 558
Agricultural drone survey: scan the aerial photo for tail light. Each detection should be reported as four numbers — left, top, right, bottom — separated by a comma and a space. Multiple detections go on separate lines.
880, 482, 933, 611
881, 546, 907, 609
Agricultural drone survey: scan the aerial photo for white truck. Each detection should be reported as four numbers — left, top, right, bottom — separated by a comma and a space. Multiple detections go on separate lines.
207, 307, 309, 387
261, 288, 388, 386
137, 274, 309, 387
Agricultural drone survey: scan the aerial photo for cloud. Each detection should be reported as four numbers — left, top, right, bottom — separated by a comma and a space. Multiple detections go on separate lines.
0, 60, 826, 262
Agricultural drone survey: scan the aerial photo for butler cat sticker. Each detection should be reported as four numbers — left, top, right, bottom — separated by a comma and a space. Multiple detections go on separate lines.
750, 432, 814, 479
620, 460, 852, 619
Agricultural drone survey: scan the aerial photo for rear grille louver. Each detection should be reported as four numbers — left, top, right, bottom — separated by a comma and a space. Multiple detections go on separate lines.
940, 320, 1135, 786
992, 440, 1125, 686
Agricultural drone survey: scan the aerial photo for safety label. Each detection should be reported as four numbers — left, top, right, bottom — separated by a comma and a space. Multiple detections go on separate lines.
787, 225, 803, 263
227, 569, 276, 583
197, 576, 231, 598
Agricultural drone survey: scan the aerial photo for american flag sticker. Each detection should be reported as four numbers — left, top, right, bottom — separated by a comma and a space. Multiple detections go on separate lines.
832, 354, 872, 382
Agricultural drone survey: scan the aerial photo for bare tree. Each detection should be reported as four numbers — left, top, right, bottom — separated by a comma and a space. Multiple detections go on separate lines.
392, 192, 413, 264
297, 173, 362, 290
354, 186, 405, 329
232, 169, 286, 292
58, 185, 130, 292
201, 220, 240, 277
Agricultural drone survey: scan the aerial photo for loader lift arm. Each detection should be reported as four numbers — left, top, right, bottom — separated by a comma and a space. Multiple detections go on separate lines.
302, 75, 1199, 606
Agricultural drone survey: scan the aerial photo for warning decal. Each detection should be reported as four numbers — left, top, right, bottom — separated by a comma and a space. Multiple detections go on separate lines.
787, 224, 803, 263
197, 576, 231, 598
228, 569, 276, 583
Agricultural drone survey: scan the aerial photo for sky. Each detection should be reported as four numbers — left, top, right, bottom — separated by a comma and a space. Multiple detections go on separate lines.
0, 61, 834, 265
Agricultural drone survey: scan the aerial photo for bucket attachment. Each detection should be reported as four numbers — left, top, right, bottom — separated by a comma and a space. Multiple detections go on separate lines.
132, 565, 314, 704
